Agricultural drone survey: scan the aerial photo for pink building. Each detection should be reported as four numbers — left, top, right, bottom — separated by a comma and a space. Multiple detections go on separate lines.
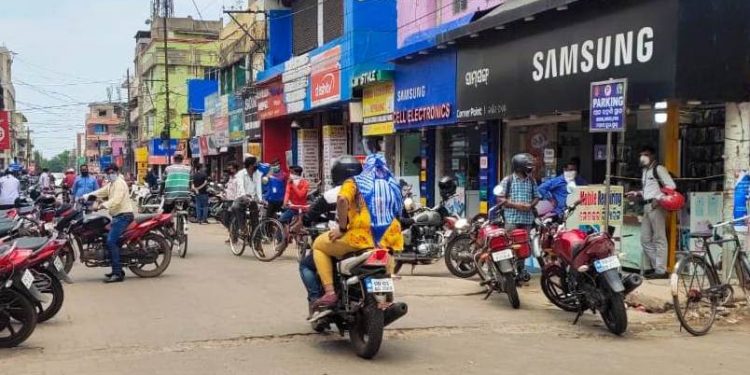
398, 0, 504, 47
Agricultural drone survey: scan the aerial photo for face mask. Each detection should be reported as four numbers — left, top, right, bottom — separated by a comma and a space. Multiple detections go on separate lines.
107, 173, 118, 182
291, 174, 301, 181
563, 171, 577, 182
640, 155, 651, 167
81, 171, 89, 177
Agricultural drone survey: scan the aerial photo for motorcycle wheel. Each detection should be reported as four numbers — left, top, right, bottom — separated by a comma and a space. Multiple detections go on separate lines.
444, 234, 478, 278
0, 288, 38, 348
33, 270, 64, 323
540, 265, 580, 312
600, 290, 628, 335
60, 242, 76, 274
503, 274, 521, 309
349, 302, 384, 359
128, 233, 172, 278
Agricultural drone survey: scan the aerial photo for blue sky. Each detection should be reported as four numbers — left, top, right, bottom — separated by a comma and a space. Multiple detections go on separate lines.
0, 0, 237, 158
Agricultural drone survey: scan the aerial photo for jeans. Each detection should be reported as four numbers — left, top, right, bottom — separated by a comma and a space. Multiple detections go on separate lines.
196, 193, 209, 222
266, 201, 283, 220
278, 208, 295, 224
299, 253, 322, 302
231, 197, 258, 238
108, 213, 134, 275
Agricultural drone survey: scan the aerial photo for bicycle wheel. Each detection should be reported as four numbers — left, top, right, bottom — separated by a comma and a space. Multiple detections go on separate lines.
228, 219, 246, 256
175, 214, 188, 258
671, 255, 719, 336
250, 219, 286, 262
737, 252, 750, 305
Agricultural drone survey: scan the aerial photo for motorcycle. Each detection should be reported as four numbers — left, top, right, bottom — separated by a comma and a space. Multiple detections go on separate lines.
310, 248, 408, 359
394, 185, 463, 276
0, 242, 46, 347
54, 201, 173, 278
471, 205, 530, 309
539, 201, 642, 335
15, 235, 72, 322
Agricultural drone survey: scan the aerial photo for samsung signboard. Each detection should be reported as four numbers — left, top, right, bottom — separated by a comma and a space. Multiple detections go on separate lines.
394, 50, 457, 130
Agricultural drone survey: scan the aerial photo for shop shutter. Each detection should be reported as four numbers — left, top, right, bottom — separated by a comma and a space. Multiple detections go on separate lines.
323, 0, 344, 43
292, 0, 318, 55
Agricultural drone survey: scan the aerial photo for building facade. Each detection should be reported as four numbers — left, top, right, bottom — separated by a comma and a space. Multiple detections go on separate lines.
0, 47, 32, 170
84, 103, 126, 173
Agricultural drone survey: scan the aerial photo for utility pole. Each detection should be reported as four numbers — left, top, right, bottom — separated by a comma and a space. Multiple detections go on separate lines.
162, 6, 172, 163
25, 126, 30, 168
126, 68, 132, 175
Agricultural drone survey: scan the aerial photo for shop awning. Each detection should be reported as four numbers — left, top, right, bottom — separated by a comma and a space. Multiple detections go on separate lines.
437, 0, 580, 44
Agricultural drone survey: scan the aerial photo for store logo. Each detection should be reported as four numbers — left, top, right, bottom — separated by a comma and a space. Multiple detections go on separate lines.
314, 73, 336, 97
532, 26, 654, 82
465, 68, 490, 87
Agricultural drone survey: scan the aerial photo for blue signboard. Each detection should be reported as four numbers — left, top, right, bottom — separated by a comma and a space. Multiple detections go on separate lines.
590, 78, 627, 132
189, 137, 201, 159
99, 155, 112, 170
394, 50, 457, 130
149, 138, 178, 156
187, 79, 218, 113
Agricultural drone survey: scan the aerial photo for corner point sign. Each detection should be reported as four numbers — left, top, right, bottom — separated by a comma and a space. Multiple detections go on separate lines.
590, 78, 627, 132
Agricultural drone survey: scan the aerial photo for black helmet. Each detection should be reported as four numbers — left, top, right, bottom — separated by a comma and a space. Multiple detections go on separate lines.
511, 153, 535, 174
331, 155, 362, 186
438, 176, 457, 199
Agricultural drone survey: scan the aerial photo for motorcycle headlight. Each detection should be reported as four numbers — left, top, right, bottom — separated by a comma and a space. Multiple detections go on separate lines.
404, 198, 416, 212
454, 218, 469, 232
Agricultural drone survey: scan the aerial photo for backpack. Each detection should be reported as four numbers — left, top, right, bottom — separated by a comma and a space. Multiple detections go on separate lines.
503, 174, 537, 201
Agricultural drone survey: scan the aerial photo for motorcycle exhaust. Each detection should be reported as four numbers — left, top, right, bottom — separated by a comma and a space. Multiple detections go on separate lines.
622, 273, 643, 295
384, 302, 408, 327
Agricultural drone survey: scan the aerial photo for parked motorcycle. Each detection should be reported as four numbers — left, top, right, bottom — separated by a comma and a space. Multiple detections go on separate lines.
540, 201, 642, 335
17, 235, 72, 322
310, 248, 408, 359
54, 201, 173, 278
0, 243, 46, 347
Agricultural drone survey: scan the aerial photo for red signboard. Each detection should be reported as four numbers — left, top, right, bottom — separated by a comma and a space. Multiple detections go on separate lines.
199, 136, 209, 157
257, 78, 287, 120
0, 111, 10, 151
310, 45, 341, 107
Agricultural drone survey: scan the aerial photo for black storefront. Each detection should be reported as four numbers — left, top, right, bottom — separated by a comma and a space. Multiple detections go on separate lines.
441, 0, 750, 269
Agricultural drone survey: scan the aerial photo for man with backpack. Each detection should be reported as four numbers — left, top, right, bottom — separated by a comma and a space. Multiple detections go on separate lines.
626, 146, 676, 279
494, 153, 541, 281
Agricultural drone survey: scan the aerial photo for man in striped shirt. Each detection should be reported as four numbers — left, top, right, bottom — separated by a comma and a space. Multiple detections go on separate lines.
163, 154, 191, 212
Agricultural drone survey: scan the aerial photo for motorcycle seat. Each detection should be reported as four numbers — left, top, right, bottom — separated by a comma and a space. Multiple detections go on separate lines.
14, 236, 49, 252
338, 250, 374, 276
18, 206, 34, 215
0, 221, 15, 236
134, 214, 158, 224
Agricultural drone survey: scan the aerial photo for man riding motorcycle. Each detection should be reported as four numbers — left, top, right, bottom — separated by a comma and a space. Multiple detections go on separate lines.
437, 176, 465, 218
310, 137, 404, 309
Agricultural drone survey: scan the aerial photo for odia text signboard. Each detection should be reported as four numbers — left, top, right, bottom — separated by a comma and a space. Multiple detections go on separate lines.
566, 185, 625, 250
455, 0, 678, 120
590, 79, 627, 132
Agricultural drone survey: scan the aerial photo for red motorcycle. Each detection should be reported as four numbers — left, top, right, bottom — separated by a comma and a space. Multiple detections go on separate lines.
471, 205, 531, 309
54, 202, 173, 278
540, 201, 642, 335
0, 243, 45, 347
21, 236, 72, 322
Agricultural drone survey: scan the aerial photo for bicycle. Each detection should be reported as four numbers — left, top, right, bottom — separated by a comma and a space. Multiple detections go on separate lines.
152, 195, 189, 258
249, 203, 286, 262
671, 215, 750, 336
227, 198, 260, 256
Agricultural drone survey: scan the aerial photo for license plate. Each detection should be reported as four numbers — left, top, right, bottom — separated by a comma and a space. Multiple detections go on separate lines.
491, 249, 514, 262
53, 256, 64, 271
365, 278, 395, 293
21, 269, 34, 289
594, 255, 621, 273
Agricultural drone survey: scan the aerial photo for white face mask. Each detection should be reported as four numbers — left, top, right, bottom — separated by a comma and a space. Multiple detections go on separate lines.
106, 173, 118, 182
640, 155, 651, 167
563, 170, 577, 182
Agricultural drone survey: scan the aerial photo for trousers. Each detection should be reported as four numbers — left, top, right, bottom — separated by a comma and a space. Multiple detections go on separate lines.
641, 203, 668, 274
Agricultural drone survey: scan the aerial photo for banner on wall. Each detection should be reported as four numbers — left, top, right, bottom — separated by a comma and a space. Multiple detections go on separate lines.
363, 81, 395, 136
310, 45, 342, 107
566, 185, 625, 250
229, 111, 244, 144
394, 50, 456, 130
322, 125, 346, 189
297, 128, 320, 185
190, 137, 201, 158
0, 111, 10, 151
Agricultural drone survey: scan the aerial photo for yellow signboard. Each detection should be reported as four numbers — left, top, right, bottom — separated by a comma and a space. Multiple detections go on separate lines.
362, 81, 394, 135
135, 147, 148, 163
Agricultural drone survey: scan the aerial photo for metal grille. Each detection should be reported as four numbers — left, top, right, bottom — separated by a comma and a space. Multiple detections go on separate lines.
292, 0, 318, 55
323, 0, 344, 43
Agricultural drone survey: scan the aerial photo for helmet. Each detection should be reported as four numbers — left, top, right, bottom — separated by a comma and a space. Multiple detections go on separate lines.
438, 176, 457, 200
659, 188, 685, 212
331, 155, 362, 186
511, 153, 535, 174
66, 168, 75, 174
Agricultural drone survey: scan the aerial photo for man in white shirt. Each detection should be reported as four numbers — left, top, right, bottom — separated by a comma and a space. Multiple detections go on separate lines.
39, 168, 53, 193
230, 156, 264, 240
0, 170, 21, 210
626, 146, 676, 279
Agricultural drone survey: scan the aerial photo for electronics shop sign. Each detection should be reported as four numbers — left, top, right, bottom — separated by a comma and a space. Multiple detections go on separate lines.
456, 0, 678, 120
394, 50, 457, 130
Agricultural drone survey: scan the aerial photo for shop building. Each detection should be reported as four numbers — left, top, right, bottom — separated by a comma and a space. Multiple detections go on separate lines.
429, 0, 750, 269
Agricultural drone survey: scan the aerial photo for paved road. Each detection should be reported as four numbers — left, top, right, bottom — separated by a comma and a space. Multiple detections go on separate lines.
1, 224, 748, 374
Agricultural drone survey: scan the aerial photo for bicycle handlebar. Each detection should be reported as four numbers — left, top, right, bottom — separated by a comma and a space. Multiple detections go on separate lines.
708, 215, 750, 230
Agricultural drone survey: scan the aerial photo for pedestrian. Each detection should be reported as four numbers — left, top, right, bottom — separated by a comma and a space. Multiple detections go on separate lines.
0, 169, 21, 210
231, 156, 264, 240
192, 164, 209, 224
72, 164, 99, 200
85, 164, 134, 283
163, 154, 192, 213
279, 165, 309, 225
146, 165, 159, 190
263, 159, 286, 220
626, 146, 676, 279
538, 159, 588, 219
39, 167, 53, 194
494, 153, 541, 281
222, 162, 242, 242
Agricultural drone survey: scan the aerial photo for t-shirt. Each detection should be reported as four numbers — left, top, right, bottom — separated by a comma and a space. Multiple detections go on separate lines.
0, 175, 20, 205
192, 171, 208, 194
164, 164, 191, 202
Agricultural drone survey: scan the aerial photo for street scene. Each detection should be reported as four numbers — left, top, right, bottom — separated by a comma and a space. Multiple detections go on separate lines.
1, 0, 750, 373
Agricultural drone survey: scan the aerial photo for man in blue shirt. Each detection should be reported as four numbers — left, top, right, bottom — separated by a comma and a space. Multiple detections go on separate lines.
263, 160, 286, 220
539, 159, 588, 219
72, 164, 99, 199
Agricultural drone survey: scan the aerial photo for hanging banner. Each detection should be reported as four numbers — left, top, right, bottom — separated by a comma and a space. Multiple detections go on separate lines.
322, 125, 347, 190
297, 128, 320, 185
135, 147, 148, 163
229, 111, 244, 144
0, 111, 10, 151
199, 136, 209, 157
189, 137, 201, 159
